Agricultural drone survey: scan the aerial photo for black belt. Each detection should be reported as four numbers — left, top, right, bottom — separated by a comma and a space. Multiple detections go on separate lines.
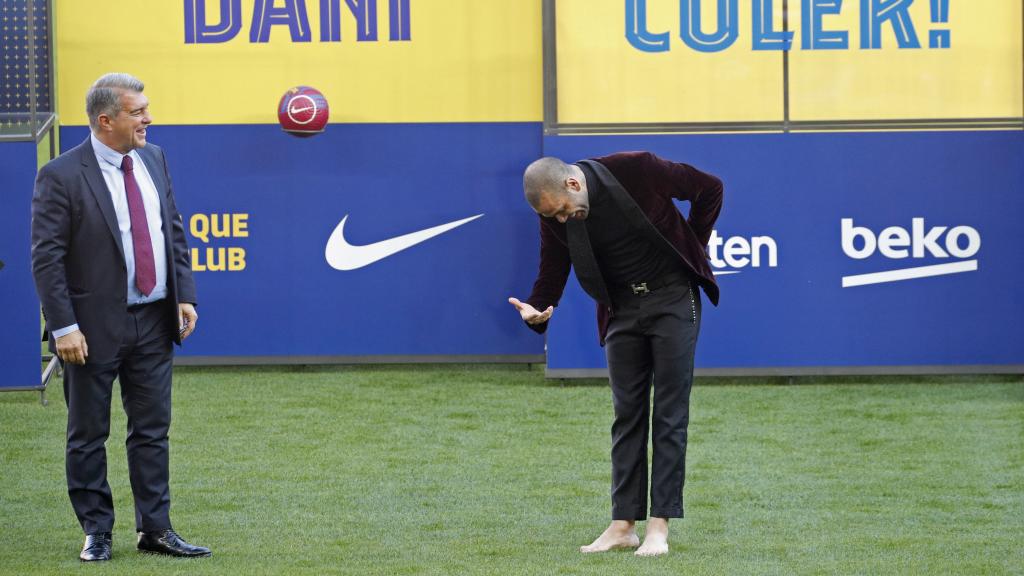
127, 300, 163, 312
611, 270, 690, 299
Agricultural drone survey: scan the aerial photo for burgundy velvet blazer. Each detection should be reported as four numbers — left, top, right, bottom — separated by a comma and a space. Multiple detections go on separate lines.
524, 151, 723, 345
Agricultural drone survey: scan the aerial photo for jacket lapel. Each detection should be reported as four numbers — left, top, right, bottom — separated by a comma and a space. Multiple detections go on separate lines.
136, 145, 171, 224
566, 219, 612, 306
79, 138, 126, 260
136, 145, 178, 282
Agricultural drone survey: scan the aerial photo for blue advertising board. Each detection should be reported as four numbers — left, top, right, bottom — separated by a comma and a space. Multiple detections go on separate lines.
543, 131, 1024, 374
48, 127, 1023, 371
59, 123, 545, 360
0, 141, 44, 388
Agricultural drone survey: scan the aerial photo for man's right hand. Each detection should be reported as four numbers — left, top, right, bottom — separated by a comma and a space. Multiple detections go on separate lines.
55, 330, 88, 365
508, 297, 554, 325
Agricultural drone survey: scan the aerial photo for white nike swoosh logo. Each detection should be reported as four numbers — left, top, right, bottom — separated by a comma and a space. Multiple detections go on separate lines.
325, 214, 484, 270
290, 106, 313, 114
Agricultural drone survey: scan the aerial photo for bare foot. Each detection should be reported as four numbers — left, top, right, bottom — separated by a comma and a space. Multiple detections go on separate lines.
580, 520, 640, 553
636, 517, 669, 557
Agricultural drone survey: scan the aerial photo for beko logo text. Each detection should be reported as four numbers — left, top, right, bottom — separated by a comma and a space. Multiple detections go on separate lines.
708, 230, 777, 275
840, 218, 980, 287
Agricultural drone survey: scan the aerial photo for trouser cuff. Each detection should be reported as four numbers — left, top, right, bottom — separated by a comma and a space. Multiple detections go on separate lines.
612, 506, 647, 521
137, 521, 172, 533
650, 507, 683, 519
82, 524, 114, 535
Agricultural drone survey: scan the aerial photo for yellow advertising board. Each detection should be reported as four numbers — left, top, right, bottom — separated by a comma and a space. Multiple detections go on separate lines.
56, 0, 542, 125
789, 0, 1022, 121
555, 0, 1023, 126
556, 0, 785, 124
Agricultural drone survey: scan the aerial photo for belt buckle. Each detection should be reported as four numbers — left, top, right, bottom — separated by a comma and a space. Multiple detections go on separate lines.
630, 282, 649, 296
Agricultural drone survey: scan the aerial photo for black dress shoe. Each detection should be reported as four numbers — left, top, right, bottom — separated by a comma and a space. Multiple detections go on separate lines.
80, 532, 112, 562
137, 529, 212, 558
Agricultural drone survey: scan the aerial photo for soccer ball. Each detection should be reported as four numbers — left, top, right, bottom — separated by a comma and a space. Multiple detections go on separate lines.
277, 86, 329, 137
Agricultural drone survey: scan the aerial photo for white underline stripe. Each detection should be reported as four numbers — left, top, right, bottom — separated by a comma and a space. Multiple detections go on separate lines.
713, 270, 741, 276
842, 260, 978, 288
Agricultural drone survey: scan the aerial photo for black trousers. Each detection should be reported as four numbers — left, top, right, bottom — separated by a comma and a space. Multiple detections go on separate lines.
604, 281, 701, 520
63, 301, 175, 534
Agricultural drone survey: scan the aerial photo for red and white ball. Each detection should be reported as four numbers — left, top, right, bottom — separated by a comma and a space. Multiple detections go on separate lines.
277, 86, 329, 137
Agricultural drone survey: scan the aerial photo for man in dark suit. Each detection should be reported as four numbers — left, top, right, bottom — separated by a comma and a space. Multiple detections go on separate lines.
31, 73, 210, 561
509, 152, 722, 556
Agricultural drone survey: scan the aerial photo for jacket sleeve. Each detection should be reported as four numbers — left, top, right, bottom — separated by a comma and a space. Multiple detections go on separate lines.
523, 217, 571, 335
644, 152, 723, 246
158, 149, 197, 305
31, 165, 77, 331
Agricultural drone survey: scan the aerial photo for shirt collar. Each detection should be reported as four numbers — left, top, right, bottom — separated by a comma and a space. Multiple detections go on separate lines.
90, 132, 136, 170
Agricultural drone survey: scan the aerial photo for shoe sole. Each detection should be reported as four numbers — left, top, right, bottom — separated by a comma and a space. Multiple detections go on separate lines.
138, 548, 212, 558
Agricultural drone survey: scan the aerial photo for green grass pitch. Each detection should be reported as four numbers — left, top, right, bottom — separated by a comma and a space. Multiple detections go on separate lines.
0, 366, 1021, 575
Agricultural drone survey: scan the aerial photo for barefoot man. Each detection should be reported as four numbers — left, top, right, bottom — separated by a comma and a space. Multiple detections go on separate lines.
508, 152, 722, 556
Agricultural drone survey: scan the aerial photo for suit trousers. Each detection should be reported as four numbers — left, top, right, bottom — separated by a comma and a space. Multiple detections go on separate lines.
604, 281, 701, 520
63, 301, 175, 534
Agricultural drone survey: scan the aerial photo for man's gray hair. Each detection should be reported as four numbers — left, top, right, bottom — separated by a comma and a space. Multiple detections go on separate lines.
523, 157, 572, 208
86, 73, 144, 129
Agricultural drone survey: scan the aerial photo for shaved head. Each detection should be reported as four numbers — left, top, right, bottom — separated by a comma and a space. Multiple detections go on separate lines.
523, 157, 573, 209
521, 156, 590, 222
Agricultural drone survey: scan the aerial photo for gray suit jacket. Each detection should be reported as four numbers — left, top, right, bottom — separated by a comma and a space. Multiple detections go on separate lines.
31, 137, 196, 363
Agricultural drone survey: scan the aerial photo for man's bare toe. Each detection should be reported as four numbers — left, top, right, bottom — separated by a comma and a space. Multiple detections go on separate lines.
635, 537, 669, 557
579, 533, 640, 553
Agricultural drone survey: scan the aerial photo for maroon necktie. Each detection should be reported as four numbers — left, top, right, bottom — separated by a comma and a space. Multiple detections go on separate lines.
120, 155, 156, 296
